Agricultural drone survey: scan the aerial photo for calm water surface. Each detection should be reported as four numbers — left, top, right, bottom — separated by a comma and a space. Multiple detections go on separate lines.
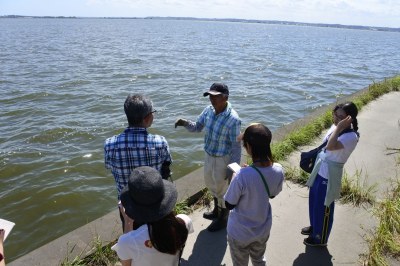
0, 18, 399, 261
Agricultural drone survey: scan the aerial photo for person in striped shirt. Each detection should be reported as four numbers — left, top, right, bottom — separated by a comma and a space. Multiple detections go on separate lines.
105, 94, 172, 229
175, 83, 241, 232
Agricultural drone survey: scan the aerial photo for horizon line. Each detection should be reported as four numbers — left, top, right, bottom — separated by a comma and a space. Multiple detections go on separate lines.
1, 15, 399, 31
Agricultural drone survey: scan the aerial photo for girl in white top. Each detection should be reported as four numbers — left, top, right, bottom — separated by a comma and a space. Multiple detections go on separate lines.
112, 166, 194, 266
302, 102, 359, 247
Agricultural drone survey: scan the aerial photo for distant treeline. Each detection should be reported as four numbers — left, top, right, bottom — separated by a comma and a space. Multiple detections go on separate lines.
2, 15, 399, 33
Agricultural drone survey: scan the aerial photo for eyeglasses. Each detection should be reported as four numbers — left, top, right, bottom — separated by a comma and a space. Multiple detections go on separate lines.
146, 110, 157, 117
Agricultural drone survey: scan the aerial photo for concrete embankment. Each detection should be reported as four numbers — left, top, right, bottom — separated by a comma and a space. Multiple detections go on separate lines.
9, 90, 400, 266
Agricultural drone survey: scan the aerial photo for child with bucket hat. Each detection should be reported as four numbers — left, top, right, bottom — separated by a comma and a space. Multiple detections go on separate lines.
112, 166, 193, 266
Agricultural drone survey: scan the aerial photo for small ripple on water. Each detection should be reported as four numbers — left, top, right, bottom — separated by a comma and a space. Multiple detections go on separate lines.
25, 125, 100, 146
331, 72, 363, 79
57, 79, 91, 88
0, 91, 51, 103
28, 128, 76, 144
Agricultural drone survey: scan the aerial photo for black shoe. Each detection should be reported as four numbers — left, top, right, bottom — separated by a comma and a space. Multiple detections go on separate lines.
303, 237, 327, 247
207, 218, 226, 232
301, 226, 312, 235
207, 208, 228, 232
203, 209, 218, 220
203, 197, 218, 220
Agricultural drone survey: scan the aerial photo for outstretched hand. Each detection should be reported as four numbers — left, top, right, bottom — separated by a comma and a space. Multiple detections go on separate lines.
175, 118, 188, 128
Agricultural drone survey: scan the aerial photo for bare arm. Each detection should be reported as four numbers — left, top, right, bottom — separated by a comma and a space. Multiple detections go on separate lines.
0, 229, 5, 266
326, 116, 353, 151
119, 204, 134, 233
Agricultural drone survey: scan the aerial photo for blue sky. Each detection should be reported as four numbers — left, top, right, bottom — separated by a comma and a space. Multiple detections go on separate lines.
1, 0, 399, 28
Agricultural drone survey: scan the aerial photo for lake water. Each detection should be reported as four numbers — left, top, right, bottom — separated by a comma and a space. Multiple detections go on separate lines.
1, 18, 399, 261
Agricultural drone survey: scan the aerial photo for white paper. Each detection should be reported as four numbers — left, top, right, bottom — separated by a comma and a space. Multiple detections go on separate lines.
227, 162, 241, 173
0, 218, 15, 241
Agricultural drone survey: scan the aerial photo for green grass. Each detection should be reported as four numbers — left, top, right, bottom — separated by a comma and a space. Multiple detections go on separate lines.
60, 236, 118, 266
283, 166, 309, 185
340, 171, 376, 206
174, 188, 213, 215
364, 179, 400, 265
284, 165, 376, 206
174, 199, 193, 215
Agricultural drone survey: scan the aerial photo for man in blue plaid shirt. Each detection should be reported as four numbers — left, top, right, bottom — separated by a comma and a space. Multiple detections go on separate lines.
175, 83, 241, 232
105, 94, 172, 229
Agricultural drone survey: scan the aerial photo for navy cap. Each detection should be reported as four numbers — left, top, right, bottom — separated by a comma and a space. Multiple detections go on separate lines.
203, 83, 229, 97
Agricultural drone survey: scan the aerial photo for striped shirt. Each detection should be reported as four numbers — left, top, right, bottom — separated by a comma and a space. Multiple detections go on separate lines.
104, 127, 172, 199
186, 102, 241, 161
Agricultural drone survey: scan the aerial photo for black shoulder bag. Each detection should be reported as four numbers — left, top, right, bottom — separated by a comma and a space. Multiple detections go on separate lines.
299, 140, 328, 173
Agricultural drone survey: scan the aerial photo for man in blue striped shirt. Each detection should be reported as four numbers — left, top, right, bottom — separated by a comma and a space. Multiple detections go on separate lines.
105, 94, 172, 229
175, 83, 241, 232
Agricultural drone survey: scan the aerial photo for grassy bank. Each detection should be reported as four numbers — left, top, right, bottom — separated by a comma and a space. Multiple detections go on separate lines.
364, 178, 400, 265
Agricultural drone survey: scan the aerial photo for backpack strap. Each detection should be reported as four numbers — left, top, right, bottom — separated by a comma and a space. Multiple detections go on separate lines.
250, 165, 273, 199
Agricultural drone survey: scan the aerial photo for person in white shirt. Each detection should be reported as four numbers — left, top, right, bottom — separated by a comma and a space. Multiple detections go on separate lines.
302, 102, 360, 247
112, 166, 194, 266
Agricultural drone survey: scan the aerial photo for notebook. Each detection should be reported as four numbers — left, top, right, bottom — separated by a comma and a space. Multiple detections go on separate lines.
0, 218, 15, 241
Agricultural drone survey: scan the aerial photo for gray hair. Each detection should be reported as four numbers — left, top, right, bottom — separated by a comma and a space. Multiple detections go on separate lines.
124, 94, 153, 126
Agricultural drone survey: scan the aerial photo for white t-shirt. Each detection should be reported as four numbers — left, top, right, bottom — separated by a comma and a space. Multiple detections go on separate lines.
318, 124, 359, 180
224, 163, 284, 244
112, 214, 194, 266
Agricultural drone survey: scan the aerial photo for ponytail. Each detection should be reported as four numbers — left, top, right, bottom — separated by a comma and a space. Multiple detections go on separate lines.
342, 102, 360, 137
352, 117, 359, 134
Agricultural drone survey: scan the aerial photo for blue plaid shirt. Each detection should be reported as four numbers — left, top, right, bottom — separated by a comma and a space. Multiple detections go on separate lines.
104, 127, 172, 199
186, 102, 241, 163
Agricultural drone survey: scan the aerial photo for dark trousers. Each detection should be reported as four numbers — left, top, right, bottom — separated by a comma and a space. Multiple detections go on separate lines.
309, 174, 335, 244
